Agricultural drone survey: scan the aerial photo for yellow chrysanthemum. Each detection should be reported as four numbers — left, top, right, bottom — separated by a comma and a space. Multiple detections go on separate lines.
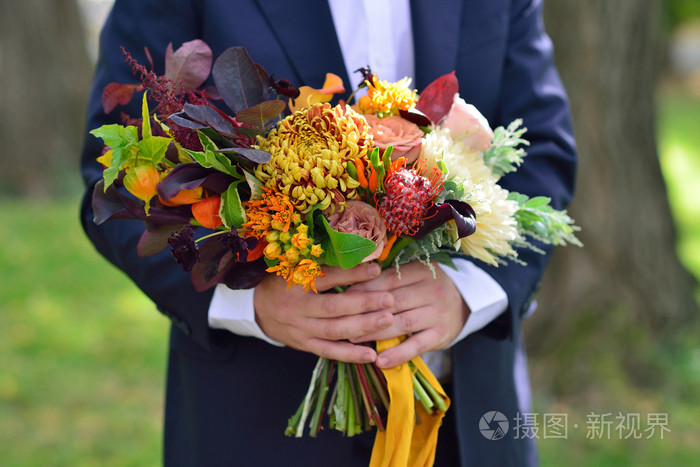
421, 127, 521, 266
255, 103, 372, 213
358, 75, 418, 117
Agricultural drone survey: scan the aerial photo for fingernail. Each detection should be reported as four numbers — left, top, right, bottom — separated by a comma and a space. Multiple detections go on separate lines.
381, 293, 394, 308
378, 316, 390, 328
376, 355, 388, 368
365, 352, 376, 363
368, 263, 381, 278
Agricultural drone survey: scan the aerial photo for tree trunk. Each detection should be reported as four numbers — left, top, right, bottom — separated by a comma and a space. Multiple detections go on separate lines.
0, 0, 91, 197
524, 0, 699, 397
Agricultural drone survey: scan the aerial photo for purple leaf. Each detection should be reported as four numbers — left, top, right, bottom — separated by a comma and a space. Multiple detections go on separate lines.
157, 163, 212, 200
169, 112, 208, 130
212, 47, 267, 114
235, 100, 286, 127
201, 172, 235, 194
412, 200, 476, 240
92, 182, 193, 225
92, 181, 133, 224
164, 40, 213, 90
176, 103, 236, 135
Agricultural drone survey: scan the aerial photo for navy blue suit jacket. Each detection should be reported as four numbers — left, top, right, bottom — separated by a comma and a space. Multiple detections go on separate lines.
80, 0, 576, 465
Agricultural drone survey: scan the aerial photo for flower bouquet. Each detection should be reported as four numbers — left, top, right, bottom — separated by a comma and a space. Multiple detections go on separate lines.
90, 40, 579, 466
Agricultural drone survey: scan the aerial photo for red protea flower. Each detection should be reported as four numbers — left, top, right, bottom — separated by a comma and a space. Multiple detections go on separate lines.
378, 161, 444, 235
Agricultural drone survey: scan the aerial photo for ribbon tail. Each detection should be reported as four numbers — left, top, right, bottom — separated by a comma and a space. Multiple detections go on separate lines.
369, 339, 451, 467
408, 356, 451, 466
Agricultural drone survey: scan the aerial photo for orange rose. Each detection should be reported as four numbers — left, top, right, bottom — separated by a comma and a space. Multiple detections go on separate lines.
365, 115, 423, 164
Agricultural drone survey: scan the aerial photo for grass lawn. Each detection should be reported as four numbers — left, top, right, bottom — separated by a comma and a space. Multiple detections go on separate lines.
0, 90, 699, 465
0, 200, 168, 466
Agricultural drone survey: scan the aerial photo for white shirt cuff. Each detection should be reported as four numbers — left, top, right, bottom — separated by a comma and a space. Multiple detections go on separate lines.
208, 284, 285, 347
207, 258, 508, 350
438, 258, 509, 345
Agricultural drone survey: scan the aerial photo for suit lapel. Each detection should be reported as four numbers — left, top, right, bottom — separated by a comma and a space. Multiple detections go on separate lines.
253, 0, 350, 90
411, 0, 462, 90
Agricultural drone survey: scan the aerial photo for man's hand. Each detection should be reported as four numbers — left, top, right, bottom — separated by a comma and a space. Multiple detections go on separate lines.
347, 261, 470, 369
254, 262, 395, 363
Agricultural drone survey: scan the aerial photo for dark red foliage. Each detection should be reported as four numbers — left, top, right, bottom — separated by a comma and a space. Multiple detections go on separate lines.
168, 227, 200, 272
415, 71, 459, 125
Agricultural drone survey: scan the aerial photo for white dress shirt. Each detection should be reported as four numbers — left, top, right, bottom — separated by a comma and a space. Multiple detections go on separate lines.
208, 0, 508, 378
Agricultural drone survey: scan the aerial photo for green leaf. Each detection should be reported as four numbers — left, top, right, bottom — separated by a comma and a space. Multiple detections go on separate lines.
141, 92, 152, 139
137, 136, 171, 166
90, 124, 139, 151
430, 252, 458, 270
197, 131, 219, 153
524, 196, 552, 209
220, 182, 246, 229
318, 215, 377, 269
183, 147, 239, 177
90, 124, 139, 190
244, 169, 265, 200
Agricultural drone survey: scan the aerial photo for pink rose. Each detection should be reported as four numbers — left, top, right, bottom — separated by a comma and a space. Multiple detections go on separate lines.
365, 115, 423, 164
328, 200, 388, 262
441, 94, 494, 151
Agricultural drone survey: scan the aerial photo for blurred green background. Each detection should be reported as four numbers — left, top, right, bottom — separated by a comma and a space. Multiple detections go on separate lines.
1, 0, 699, 465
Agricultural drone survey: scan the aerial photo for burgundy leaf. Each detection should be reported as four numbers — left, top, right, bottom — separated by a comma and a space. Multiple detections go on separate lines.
221, 259, 267, 289
216, 147, 271, 164
415, 71, 459, 125
137, 223, 187, 257
144, 46, 154, 70
101, 82, 139, 114
164, 40, 213, 90
212, 47, 267, 114
412, 200, 476, 240
190, 240, 233, 291
398, 108, 432, 128
235, 100, 286, 128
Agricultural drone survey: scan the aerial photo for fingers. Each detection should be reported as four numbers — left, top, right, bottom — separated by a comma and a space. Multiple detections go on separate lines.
306, 338, 377, 363
253, 271, 397, 363
315, 262, 382, 292
376, 330, 441, 369
350, 306, 433, 343
346, 261, 432, 294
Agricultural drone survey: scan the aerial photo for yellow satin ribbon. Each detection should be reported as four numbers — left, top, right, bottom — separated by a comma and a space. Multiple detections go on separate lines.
369, 338, 451, 467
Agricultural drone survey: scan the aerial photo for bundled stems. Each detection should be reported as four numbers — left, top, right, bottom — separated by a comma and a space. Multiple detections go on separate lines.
286, 355, 447, 438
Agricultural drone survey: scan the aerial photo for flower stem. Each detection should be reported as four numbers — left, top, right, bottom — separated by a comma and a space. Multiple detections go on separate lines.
194, 229, 228, 243
309, 359, 331, 437
412, 372, 434, 415
413, 365, 448, 412
294, 356, 325, 437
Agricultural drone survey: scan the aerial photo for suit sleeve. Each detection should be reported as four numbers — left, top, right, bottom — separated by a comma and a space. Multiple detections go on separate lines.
79, 0, 220, 350
474, 0, 577, 339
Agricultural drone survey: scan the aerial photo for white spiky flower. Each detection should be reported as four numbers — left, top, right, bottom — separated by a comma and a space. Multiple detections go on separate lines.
421, 126, 521, 266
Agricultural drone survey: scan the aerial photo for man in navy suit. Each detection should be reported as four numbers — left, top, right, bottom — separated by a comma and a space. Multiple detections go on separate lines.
80, 0, 576, 465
